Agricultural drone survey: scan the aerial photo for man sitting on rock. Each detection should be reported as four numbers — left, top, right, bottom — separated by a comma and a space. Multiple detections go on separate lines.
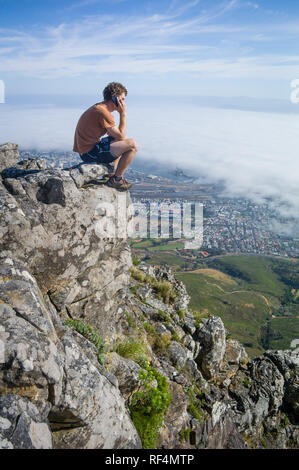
73, 82, 138, 191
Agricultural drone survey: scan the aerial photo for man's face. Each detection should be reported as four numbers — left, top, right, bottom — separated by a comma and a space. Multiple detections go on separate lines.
116, 92, 126, 106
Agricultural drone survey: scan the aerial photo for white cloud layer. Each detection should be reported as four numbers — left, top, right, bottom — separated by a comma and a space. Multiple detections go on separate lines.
0, 99, 298, 235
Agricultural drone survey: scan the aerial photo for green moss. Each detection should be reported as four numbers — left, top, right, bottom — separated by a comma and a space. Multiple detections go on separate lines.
179, 427, 192, 442
243, 433, 252, 448
65, 319, 106, 365
261, 438, 268, 448
243, 377, 252, 388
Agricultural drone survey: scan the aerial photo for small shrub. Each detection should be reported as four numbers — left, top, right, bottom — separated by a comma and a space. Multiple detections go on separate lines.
65, 319, 106, 365
190, 309, 209, 327
113, 337, 147, 365
145, 275, 157, 286
153, 310, 170, 324
153, 333, 172, 354
129, 361, 171, 449
143, 321, 171, 354
177, 308, 185, 320
132, 258, 141, 266
171, 330, 184, 345
143, 321, 156, 335
185, 383, 205, 422
153, 280, 176, 304
130, 267, 146, 283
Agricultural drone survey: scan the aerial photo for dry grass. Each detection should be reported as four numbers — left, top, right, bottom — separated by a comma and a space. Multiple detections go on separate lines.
187, 268, 237, 285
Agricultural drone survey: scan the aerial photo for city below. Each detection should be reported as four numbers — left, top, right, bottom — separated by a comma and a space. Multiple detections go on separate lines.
20, 149, 299, 259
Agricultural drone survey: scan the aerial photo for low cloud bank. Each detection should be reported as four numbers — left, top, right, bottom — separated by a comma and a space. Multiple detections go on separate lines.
0, 98, 298, 235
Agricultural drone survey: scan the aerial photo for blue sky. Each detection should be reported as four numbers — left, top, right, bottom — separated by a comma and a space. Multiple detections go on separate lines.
1, 0, 299, 99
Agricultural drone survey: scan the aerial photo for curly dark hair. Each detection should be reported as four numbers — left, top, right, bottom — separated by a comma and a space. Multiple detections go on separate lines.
103, 82, 128, 101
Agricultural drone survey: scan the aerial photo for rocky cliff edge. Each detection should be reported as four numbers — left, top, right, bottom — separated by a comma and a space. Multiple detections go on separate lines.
0, 143, 298, 449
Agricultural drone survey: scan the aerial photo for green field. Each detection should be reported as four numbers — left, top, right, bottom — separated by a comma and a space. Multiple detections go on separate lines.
176, 255, 299, 358
131, 238, 197, 270
176, 270, 272, 357
131, 238, 185, 252
131, 241, 299, 359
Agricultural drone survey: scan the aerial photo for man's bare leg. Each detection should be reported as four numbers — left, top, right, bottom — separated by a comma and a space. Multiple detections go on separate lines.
109, 138, 138, 177
111, 156, 121, 172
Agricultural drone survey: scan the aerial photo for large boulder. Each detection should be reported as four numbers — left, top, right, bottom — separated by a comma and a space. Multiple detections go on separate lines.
195, 316, 226, 379
0, 257, 141, 449
0, 143, 19, 173
0, 159, 133, 338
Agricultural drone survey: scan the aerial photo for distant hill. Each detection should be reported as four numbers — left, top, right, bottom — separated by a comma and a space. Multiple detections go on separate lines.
131, 241, 299, 358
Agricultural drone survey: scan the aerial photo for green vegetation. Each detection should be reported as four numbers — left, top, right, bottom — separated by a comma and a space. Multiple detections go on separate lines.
177, 308, 185, 320
171, 330, 183, 345
152, 310, 171, 324
179, 427, 192, 443
130, 267, 177, 305
243, 377, 252, 389
131, 245, 299, 358
185, 383, 206, 422
174, 255, 299, 358
126, 311, 137, 329
154, 280, 177, 304
243, 433, 252, 448
113, 337, 148, 365
129, 359, 171, 449
65, 319, 106, 365
131, 238, 184, 252
268, 317, 299, 350
143, 321, 172, 355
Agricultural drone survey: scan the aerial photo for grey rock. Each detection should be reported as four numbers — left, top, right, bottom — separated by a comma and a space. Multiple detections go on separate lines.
109, 352, 142, 400
184, 358, 205, 382
0, 142, 19, 172
183, 317, 196, 335
0, 163, 133, 338
18, 157, 48, 171
157, 381, 189, 449
0, 395, 53, 449
168, 341, 188, 369
155, 322, 169, 335
195, 316, 226, 379
50, 333, 142, 449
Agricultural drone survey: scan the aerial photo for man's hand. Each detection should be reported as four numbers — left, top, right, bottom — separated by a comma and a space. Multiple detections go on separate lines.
116, 96, 126, 115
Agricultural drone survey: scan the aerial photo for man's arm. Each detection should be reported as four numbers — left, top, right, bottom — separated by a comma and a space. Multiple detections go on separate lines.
106, 117, 126, 141
106, 97, 126, 141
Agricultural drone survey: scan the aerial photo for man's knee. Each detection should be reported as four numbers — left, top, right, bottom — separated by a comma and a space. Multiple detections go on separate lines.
126, 138, 138, 152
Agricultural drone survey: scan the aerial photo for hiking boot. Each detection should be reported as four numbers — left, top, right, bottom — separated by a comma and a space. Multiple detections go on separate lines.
106, 175, 132, 191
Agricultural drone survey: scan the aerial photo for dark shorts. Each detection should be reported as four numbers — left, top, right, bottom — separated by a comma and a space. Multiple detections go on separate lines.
80, 136, 117, 164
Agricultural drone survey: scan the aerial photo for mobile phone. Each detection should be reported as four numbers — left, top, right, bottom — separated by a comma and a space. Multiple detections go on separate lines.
112, 95, 118, 107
